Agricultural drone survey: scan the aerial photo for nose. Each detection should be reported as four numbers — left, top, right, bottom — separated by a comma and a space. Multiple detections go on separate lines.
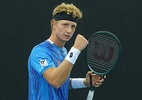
67, 26, 72, 33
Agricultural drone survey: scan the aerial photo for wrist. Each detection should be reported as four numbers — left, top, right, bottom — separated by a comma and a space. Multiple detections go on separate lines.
83, 79, 88, 87
72, 46, 81, 51
71, 78, 87, 89
65, 47, 80, 64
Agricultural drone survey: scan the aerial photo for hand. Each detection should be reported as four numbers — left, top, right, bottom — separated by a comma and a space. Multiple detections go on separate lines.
84, 71, 106, 87
73, 34, 88, 51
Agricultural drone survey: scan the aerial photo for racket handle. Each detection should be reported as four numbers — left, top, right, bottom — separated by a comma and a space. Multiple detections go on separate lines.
86, 90, 94, 100
90, 74, 95, 91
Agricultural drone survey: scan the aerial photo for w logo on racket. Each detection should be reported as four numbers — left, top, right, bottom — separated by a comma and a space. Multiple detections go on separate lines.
86, 31, 121, 100
93, 41, 114, 62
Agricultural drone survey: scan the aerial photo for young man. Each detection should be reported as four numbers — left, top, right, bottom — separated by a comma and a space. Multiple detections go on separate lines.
28, 3, 105, 100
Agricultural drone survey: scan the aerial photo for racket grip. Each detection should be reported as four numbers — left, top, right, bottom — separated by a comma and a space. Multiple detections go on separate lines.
86, 90, 94, 100
90, 74, 95, 91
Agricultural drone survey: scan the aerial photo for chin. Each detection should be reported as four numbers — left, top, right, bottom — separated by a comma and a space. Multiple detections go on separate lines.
63, 38, 71, 42
62, 39, 70, 42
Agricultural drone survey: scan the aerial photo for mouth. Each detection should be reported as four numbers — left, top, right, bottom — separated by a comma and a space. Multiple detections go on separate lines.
64, 34, 71, 39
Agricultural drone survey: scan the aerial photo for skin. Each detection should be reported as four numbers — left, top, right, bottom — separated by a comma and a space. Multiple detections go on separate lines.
43, 19, 105, 88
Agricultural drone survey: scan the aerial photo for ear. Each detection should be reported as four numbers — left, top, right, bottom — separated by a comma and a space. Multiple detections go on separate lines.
51, 19, 57, 28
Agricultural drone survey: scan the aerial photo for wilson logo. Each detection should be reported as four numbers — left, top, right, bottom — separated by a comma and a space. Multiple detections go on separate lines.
93, 41, 114, 62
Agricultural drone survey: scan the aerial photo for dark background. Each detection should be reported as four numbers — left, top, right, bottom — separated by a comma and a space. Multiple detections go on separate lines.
1, 0, 142, 100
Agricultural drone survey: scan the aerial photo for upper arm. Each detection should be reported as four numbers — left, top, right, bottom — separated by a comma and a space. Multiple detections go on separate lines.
30, 47, 55, 75
43, 67, 56, 83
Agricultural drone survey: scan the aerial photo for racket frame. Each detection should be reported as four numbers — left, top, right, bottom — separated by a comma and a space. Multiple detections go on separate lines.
86, 31, 121, 75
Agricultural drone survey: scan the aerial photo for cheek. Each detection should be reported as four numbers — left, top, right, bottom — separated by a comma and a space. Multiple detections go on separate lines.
57, 26, 65, 32
71, 30, 75, 35
70, 33, 74, 37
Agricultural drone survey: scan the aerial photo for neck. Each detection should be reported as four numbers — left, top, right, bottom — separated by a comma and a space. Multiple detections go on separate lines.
48, 35, 65, 48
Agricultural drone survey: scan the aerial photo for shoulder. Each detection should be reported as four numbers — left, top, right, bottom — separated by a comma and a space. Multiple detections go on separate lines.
33, 41, 51, 51
30, 41, 53, 56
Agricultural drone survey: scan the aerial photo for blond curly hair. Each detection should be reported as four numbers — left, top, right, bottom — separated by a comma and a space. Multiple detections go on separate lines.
52, 3, 83, 19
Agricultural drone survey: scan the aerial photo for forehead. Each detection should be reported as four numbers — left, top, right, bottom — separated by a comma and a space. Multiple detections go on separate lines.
57, 20, 77, 26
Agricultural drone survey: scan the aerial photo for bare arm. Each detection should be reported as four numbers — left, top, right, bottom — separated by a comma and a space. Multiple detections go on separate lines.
43, 34, 88, 88
43, 60, 73, 88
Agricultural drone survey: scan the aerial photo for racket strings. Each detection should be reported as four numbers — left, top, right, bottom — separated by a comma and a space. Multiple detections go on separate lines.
87, 45, 119, 64
87, 52, 117, 73
92, 35, 119, 47
87, 34, 120, 74
87, 52, 117, 67
87, 56, 117, 72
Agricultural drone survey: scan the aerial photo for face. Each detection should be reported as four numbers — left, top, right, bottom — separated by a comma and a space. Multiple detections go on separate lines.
52, 20, 77, 42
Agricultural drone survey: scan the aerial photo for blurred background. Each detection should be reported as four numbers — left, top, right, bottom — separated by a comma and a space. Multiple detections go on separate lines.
1, 0, 142, 100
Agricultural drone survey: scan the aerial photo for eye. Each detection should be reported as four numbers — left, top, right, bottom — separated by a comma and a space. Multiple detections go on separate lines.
63, 23, 68, 27
71, 25, 76, 29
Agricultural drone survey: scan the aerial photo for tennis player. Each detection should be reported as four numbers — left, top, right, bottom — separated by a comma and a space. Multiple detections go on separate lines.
28, 2, 105, 100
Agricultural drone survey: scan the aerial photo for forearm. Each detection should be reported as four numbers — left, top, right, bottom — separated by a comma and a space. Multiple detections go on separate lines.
43, 34, 88, 88
43, 60, 73, 88
52, 47, 81, 87
52, 60, 74, 86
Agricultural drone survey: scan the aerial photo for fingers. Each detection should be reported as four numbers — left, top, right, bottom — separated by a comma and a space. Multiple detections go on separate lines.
84, 71, 92, 87
73, 34, 89, 51
94, 78, 103, 87
91, 74, 106, 88
86, 71, 92, 77
85, 71, 106, 87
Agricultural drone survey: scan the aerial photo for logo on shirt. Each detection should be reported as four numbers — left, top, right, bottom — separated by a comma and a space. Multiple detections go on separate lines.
57, 60, 62, 65
40, 59, 48, 67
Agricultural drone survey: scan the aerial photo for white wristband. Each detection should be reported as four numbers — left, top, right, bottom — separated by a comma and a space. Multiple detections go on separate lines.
65, 47, 80, 64
71, 78, 87, 89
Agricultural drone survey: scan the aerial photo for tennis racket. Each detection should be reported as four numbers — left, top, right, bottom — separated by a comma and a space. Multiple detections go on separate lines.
86, 31, 121, 100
